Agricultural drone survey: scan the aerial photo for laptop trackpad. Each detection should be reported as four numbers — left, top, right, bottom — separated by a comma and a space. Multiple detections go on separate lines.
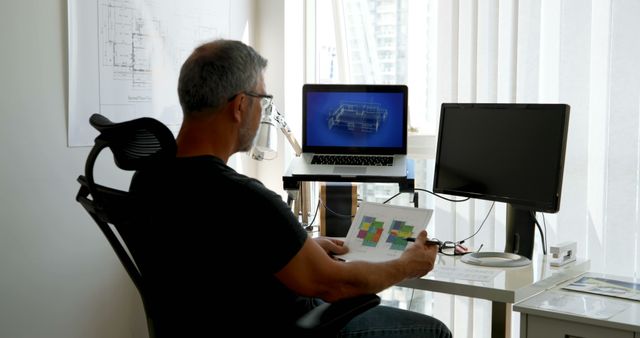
334, 167, 367, 175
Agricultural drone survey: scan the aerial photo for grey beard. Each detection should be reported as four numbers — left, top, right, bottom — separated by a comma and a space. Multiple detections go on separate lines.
237, 121, 256, 153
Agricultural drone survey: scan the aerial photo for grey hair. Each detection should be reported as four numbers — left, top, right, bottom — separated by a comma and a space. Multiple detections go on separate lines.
177, 39, 268, 117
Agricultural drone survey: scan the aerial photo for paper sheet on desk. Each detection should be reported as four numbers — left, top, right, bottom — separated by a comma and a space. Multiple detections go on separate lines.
338, 203, 432, 263
521, 290, 629, 320
431, 265, 501, 283
563, 275, 640, 301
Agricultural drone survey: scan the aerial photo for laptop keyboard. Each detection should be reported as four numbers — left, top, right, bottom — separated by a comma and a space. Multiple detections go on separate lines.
311, 155, 393, 166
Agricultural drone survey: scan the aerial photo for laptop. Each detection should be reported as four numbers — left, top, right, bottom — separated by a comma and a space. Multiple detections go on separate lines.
290, 84, 408, 178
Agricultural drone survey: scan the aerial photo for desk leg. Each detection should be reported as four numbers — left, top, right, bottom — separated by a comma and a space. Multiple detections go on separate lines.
299, 182, 311, 225
286, 189, 298, 208
491, 301, 511, 338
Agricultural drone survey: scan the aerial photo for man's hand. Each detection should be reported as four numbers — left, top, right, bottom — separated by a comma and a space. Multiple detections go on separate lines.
400, 230, 438, 279
313, 237, 349, 256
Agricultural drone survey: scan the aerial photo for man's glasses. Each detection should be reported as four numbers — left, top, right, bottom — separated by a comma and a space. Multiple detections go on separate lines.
228, 91, 274, 111
429, 239, 469, 256
245, 92, 273, 111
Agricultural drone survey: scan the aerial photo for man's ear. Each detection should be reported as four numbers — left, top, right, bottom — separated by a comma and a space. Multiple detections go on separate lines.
228, 94, 246, 123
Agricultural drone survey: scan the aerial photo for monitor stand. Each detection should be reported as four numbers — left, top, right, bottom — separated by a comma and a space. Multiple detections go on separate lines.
460, 204, 534, 267
460, 252, 531, 267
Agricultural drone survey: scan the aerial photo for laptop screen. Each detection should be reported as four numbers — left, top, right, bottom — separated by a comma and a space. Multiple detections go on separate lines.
302, 84, 408, 155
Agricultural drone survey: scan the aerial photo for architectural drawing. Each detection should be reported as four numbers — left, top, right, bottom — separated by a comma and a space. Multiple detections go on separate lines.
97, 0, 227, 121
327, 101, 388, 133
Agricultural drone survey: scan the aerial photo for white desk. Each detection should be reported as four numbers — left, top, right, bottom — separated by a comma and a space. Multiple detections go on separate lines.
514, 272, 640, 338
396, 254, 590, 338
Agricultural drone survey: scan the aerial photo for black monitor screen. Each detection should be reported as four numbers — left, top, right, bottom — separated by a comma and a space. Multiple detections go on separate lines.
433, 103, 570, 213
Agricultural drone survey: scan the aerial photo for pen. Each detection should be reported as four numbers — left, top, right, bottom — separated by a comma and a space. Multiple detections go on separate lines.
406, 238, 441, 246
329, 254, 346, 262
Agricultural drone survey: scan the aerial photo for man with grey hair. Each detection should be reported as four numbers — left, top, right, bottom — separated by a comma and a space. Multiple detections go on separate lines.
131, 39, 451, 337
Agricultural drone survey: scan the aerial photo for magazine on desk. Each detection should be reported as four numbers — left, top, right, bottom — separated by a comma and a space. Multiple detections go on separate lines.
337, 202, 433, 263
562, 273, 640, 302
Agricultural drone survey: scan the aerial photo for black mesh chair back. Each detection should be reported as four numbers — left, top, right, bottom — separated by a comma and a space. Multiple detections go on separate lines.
76, 114, 176, 337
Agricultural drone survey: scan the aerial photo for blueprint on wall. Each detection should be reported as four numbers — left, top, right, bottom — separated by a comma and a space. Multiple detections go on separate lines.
68, 0, 229, 146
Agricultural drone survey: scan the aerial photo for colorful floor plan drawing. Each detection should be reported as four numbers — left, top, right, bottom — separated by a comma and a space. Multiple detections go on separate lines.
356, 216, 415, 250
339, 202, 432, 263
356, 216, 385, 247
386, 220, 415, 250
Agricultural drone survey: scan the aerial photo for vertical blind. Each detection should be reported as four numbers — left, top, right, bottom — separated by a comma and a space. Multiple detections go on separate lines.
429, 0, 640, 336
432, 0, 640, 277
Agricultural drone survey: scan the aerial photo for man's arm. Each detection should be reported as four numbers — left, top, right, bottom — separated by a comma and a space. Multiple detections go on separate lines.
275, 230, 437, 302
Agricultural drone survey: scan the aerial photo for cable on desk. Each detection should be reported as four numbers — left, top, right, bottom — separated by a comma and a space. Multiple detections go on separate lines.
382, 192, 402, 204
455, 201, 495, 245
531, 212, 548, 255
542, 213, 548, 253
429, 202, 495, 254
414, 188, 470, 202
303, 200, 322, 232
408, 288, 415, 311
382, 188, 471, 204
318, 196, 354, 218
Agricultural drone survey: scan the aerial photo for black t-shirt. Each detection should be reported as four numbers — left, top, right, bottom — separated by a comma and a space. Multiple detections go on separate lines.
129, 155, 309, 335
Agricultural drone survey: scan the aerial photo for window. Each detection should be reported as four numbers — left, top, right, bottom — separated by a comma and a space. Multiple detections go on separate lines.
307, 0, 438, 136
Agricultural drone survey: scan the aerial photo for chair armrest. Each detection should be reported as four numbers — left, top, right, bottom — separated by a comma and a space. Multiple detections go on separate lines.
295, 294, 381, 335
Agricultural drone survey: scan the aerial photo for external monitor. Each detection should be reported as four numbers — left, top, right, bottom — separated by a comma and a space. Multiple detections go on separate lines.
432, 103, 570, 266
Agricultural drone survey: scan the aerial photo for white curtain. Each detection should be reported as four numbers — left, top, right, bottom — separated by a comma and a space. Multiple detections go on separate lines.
428, 0, 640, 336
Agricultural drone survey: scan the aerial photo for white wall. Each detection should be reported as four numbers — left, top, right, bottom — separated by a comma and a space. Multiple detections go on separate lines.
252, 0, 305, 198
254, 0, 287, 194
0, 0, 256, 337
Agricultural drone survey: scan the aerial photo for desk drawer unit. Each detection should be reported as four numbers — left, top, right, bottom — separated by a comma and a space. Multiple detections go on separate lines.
521, 314, 639, 338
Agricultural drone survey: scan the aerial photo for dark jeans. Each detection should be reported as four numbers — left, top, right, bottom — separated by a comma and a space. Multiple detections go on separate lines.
337, 304, 452, 338
295, 297, 452, 338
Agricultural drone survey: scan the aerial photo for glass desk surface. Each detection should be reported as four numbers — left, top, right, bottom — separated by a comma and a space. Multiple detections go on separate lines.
397, 254, 591, 304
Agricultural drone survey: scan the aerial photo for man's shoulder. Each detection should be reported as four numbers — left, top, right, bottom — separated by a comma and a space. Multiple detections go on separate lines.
130, 155, 284, 205
130, 156, 225, 189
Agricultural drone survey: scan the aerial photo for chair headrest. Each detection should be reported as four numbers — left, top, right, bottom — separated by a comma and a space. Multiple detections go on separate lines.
89, 113, 177, 171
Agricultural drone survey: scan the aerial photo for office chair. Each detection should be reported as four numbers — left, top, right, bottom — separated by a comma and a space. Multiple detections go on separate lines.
76, 113, 380, 337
